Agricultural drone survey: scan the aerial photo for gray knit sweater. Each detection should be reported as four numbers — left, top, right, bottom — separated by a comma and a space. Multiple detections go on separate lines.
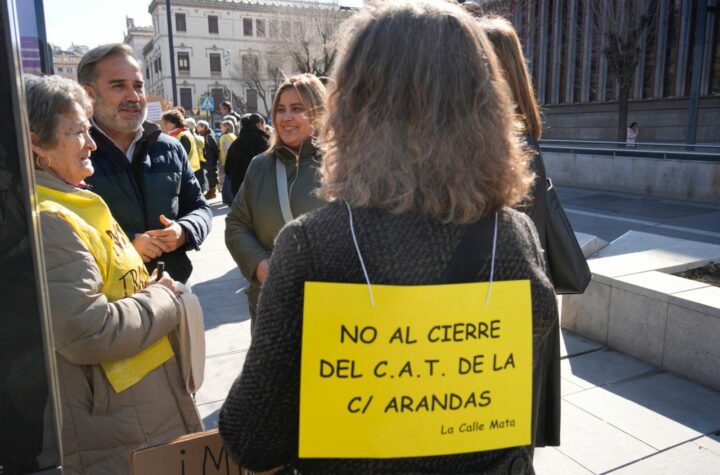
219, 202, 558, 474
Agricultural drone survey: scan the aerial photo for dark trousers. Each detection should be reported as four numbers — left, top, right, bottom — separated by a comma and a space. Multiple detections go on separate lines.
194, 168, 208, 193
205, 156, 219, 188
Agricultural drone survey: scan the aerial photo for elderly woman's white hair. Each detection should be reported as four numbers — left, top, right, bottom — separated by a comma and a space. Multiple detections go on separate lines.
184, 117, 196, 132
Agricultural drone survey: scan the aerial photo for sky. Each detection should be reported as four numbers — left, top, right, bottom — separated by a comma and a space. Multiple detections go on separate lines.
44, 0, 153, 50
43, 0, 363, 50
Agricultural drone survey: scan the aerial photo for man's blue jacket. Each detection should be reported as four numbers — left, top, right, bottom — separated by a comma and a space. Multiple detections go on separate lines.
86, 121, 212, 283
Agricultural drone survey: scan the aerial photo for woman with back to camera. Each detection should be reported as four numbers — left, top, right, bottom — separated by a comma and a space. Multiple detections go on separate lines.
25, 75, 201, 474
219, 2, 557, 473
225, 112, 270, 196
225, 74, 327, 326
481, 15, 561, 450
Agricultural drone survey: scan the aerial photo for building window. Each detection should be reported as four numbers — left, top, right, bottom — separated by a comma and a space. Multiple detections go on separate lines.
293, 21, 304, 40
178, 52, 190, 73
243, 18, 253, 36
241, 54, 259, 79
246, 89, 258, 112
57, 67, 63, 73
267, 53, 282, 79
146, 67, 150, 79
211, 87, 225, 113
257, 19, 266, 37
281, 20, 291, 39
180, 88, 193, 111
209, 53, 221, 74
208, 15, 219, 34
269, 19, 278, 38
175, 13, 186, 32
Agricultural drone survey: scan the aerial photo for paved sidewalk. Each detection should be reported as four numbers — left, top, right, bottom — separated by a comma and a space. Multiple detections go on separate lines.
190, 192, 720, 474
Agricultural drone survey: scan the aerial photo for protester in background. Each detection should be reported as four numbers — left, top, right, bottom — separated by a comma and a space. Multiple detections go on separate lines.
197, 119, 220, 199
77, 43, 211, 283
225, 113, 270, 196
184, 117, 209, 193
160, 110, 206, 194
219, 100, 242, 130
26, 74, 202, 475
219, 3, 556, 473
481, 15, 561, 450
225, 74, 327, 326
627, 121, 639, 147
218, 119, 237, 204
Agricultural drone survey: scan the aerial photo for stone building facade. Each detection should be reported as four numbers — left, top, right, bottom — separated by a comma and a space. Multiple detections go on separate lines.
507, 0, 720, 143
143, 0, 347, 118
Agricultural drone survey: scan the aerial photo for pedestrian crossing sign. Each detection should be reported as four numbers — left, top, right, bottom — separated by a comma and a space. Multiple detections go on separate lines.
199, 97, 214, 112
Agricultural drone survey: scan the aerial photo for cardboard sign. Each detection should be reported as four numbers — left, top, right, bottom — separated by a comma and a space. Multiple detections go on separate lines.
299, 280, 532, 459
146, 101, 164, 123
131, 429, 241, 475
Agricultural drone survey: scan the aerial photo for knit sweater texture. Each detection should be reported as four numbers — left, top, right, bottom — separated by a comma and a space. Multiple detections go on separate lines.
219, 202, 558, 474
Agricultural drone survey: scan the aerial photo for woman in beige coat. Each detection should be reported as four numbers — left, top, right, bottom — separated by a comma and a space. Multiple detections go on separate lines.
25, 75, 202, 474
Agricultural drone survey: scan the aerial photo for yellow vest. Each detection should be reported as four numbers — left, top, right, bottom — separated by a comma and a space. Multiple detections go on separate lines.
37, 185, 174, 393
193, 133, 206, 163
179, 129, 203, 172
219, 132, 237, 166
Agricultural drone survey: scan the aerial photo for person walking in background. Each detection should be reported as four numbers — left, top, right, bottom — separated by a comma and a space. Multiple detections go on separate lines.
77, 43, 211, 283
219, 3, 557, 473
197, 119, 220, 199
218, 100, 242, 131
627, 121, 639, 147
225, 74, 327, 327
160, 110, 206, 194
481, 15, 561, 450
225, 113, 270, 196
26, 74, 202, 475
218, 119, 237, 204
184, 117, 209, 194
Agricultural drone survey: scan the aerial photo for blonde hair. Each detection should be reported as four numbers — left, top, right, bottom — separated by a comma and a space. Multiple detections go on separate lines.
480, 16, 542, 140
319, 0, 533, 224
220, 120, 235, 134
269, 74, 327, 150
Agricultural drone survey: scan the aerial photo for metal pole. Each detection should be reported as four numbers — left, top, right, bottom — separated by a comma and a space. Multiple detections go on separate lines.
687, 1, 709, 146
165, 0, 178, 106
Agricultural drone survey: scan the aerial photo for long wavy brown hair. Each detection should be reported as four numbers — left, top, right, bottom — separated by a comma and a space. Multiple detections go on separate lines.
480, 16, 542, 140
319, 0, 533, 224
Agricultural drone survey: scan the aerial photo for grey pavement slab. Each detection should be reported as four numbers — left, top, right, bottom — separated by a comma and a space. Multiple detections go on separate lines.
556, 401, 656, 474
205, 320, 252, 357
563, 193, 712, 220
565, 373, 720, 450
612, 439, 720, 474
195, 350, 247, 406
695, 434, 720, 456
560, 329, 604, 359
198, 400, 224, 430
561, 349, 657, 391
533, 447, 593, 475
561, 377, 587, 397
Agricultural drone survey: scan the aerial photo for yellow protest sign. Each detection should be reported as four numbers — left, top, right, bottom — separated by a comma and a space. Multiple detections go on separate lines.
299, 280, 533, 459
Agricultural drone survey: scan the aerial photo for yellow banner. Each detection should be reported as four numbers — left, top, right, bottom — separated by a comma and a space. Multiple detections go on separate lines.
299, 280, 532, 458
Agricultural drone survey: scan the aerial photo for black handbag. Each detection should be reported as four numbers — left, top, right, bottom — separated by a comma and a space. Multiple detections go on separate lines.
543, 178, 591, 294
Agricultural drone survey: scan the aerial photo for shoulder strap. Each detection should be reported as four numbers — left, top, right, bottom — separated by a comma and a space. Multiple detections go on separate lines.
444, 214, 497, 283
275, 158, 294, 223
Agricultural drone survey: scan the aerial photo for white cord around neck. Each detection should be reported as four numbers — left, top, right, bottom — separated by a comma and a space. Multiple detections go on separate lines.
345, 202, 375, 306
485, 212, 499, 306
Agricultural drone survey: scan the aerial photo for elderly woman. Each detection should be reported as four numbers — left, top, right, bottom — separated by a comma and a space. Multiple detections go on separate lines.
219, 2, 557, 473
225, 74, 327, 324
26, 75, 201, 474
160, 109, 203, 182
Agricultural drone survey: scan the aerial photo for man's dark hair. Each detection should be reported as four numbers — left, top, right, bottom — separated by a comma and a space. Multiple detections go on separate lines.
77, 43, 136, 86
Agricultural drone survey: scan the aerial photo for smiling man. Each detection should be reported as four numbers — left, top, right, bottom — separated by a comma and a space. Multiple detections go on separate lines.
77, 44, 211, 283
